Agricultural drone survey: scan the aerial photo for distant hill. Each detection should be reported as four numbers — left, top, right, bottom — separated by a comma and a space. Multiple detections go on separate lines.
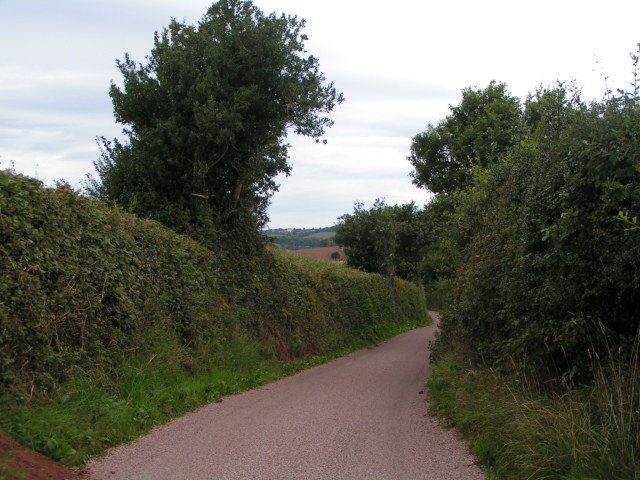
264, 226, 337, 250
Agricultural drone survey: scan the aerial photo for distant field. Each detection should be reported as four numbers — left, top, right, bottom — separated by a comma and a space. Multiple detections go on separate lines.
287, 246, 346, 261
302, 231, 335, 240
265, 227, 337, 250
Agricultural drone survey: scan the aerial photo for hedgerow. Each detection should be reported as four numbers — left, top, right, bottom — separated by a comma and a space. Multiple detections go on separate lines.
0, 171, 230, 399
437, 88, 640, 380
0, 170, 428, 464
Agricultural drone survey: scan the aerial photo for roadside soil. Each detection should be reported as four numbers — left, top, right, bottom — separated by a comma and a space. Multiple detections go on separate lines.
86, 312, 485, 480
0, 432, 82, 480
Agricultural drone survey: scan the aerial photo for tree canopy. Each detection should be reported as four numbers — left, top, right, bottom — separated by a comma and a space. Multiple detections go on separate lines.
408, 81, 522, 195
424, 80, 640, 379
88, 0, 343, 243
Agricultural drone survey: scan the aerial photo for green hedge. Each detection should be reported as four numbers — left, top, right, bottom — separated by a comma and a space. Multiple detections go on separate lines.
242, 252, 428, 359
436, 90, 640, 380
0, 172, 229, 399
0, 170, 428, 402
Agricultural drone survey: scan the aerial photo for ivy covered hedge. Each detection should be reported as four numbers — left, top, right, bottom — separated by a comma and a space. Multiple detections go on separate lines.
0, 170, 428, 402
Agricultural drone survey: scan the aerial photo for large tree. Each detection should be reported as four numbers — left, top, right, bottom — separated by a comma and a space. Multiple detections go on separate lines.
88, 0, 343, 240
408, 81, 522, 195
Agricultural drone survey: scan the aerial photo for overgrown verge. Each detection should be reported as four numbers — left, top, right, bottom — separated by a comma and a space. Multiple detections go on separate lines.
0, 171, 428, 467
427, 344, 640, 480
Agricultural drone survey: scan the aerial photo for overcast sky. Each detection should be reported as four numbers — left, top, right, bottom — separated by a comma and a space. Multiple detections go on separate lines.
1, 0, 639, 228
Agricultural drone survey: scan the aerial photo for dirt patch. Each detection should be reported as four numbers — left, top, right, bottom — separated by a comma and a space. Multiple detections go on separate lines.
0, 433, 82, 480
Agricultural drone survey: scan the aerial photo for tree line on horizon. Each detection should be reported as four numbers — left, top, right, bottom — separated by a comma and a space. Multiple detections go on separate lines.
264, 227, 337, 250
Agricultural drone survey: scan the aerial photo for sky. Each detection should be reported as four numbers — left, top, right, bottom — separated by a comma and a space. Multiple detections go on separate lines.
1, 0, 639, 228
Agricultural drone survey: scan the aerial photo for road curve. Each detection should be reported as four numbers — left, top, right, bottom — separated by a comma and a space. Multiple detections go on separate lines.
87, 316, 485, 480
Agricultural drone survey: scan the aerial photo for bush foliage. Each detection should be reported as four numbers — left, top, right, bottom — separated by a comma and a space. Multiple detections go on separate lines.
0, 171, 227, 398
335, 199, 429, 284
435, 85, 640, 380
414, 57, 640, 477
0, 169, 427, 405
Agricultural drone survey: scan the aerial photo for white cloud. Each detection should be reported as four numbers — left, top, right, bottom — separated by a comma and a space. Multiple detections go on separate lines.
2, 0, 639, 228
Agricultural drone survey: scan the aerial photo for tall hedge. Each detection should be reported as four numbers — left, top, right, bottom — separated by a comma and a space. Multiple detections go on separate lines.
438, 89, 640, 379
0, 171, 427, 400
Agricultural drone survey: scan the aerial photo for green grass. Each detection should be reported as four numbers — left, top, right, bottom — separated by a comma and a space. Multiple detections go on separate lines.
1, 317, 427, 468
427, 348, 640, 480
1, 335, 287, 467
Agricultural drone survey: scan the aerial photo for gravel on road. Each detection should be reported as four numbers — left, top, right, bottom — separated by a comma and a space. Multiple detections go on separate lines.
87, 314, 485, 480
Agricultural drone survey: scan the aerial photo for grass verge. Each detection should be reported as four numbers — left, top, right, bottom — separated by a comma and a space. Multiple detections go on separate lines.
427, 349, 639, 480
1, 317, 427, 469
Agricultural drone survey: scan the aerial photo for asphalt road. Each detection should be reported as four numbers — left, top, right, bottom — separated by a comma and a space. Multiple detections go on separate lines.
87, 314, 485, 480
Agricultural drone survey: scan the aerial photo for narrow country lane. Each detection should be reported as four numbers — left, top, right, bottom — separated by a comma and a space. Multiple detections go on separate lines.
87, 314, 485, 480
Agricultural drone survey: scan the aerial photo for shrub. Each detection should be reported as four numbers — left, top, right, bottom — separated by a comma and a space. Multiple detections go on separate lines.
438, 87, 640, 379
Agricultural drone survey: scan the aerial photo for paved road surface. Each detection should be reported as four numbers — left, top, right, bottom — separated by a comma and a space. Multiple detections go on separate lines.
87, 315, 485, 479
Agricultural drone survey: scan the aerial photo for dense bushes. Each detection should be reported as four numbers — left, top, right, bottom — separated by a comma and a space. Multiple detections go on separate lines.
418, 76, 640, 478
0, 169, 427, 403
0, 171, 229, 398
0, 170, 428, 464
438, 87, 640, 379
239, 252, 427, 358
